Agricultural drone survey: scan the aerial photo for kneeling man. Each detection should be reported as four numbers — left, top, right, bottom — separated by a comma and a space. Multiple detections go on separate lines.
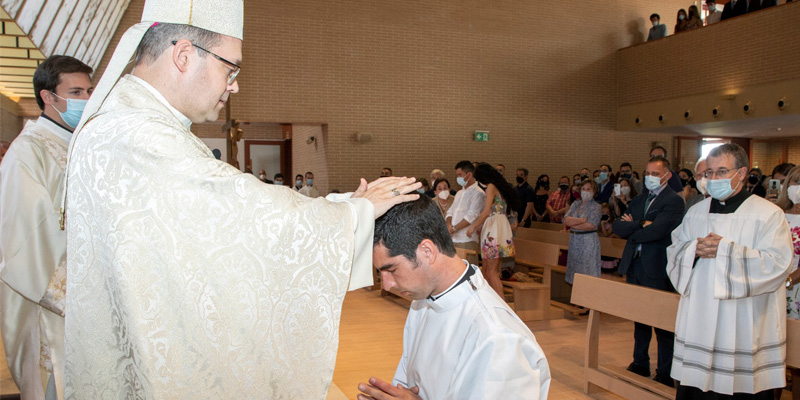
358, 198, 550, 399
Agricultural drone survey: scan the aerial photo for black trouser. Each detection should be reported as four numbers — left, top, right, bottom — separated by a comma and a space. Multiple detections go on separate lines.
676, 384, 775, 400
627, 256, 674, 376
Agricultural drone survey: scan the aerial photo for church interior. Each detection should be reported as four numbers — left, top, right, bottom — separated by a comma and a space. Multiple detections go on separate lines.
1, 0, 799, 398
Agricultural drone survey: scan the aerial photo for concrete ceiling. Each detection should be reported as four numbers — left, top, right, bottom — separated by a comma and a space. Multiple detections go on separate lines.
643, 114, 800, 139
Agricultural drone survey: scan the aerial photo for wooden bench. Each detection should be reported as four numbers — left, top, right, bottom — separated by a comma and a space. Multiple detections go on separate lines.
506, 239, 562, 321
515, 227, 626, 312
571, 274, 679, 400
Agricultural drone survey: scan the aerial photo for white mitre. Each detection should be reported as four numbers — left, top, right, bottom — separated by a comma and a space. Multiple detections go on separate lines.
72, 0, 243, 133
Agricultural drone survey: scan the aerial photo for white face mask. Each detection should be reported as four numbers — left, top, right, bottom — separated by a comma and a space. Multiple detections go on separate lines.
581, 190, 594, 202
788, 185, 800, 205
620, 186, 631, 196
697, 177, 708, 196
438, 190, 449, 200
645, 175, 665, 192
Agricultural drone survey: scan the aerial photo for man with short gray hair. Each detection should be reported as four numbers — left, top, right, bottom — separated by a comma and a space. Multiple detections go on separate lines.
666, 143, 792, 399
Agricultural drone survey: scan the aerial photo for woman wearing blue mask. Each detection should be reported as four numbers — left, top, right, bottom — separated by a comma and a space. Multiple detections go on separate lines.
563, 179, 602, 285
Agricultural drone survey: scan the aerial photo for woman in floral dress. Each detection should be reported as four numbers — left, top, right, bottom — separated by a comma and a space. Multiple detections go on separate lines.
777, 166, 800, 319
466, 163, 521, 297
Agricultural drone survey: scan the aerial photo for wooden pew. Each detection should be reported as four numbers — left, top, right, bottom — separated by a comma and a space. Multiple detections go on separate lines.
571, 274, 679, 400
514, 227, 627, 313
506, 239, 561, 321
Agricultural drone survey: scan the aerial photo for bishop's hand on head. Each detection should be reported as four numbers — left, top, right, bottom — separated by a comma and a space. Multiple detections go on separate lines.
352, 177, 421, 219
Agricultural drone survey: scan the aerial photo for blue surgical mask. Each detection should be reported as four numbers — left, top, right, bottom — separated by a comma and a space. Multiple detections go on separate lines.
707, 173, 742, 201
645, 175, 664, 192
296, 180, 303, 187
457, 177, 466, 187
51, 92, 87, 130
594, 177, 603, 185
599, 172, 608, 182
306, 178, 314, 186
416, 188, 425, 194
275, 180, 283, 185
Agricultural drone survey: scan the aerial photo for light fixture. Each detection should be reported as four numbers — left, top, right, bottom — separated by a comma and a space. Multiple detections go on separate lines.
306, 136, 316, 145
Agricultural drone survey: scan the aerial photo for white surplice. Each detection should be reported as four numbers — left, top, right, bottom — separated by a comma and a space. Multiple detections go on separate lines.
0, 117, 71, 400
64, 75, 374, 399
666, 196, 793, 395
394, 263, 551, 399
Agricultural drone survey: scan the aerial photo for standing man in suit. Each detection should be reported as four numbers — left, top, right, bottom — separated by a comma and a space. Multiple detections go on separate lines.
612, 156, 685, 387
722, 0, 749, 20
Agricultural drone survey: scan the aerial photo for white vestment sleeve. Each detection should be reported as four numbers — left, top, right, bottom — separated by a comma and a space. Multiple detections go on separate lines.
326, 193, 375, 290
450, 332, 549, 399
0, 148, 65, 305
666, 220, 699, 296
713, 209, 792, 300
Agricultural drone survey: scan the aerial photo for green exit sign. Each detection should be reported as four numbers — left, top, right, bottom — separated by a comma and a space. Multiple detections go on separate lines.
474, 131, 489, 142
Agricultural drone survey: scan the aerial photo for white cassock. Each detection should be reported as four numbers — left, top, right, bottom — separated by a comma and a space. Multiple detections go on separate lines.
64, 75, 374, 399
666, 195, 792, 395
0, 117, 70, 400
394, 262, 551, 399
299, 185, 321, 198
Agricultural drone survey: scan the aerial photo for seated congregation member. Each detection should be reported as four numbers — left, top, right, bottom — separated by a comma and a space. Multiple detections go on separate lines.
563, 179, 602, 284
546, 176, 571, 223
360, 198, 551, 400
466, 163, 521, 297
611, 177, 637, 216
532, 174, 551, 222
432, 178, 454, 219
273, 173, 284, 185
613, 156, 685, 388
569, 183, 581, 206
746, 167, 767, 197
667, 144, 793, 399
293, 174, 304, 190
516, 168, 536, 228
573, 173, 582, 185
417, 178, 430, 195
776, 166, 800, 320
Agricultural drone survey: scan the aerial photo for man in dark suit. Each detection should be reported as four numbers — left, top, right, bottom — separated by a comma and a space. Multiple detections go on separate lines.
612, 156, 685, 387
722, 0, 749, 20
749, 0, 777, 12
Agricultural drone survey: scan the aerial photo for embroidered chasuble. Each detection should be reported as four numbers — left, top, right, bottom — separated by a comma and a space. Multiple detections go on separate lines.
63, 75, 373, 398
666, 193, 792, 394
0, 117, 70, 399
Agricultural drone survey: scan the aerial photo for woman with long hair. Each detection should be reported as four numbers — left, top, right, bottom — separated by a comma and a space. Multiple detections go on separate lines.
675, 8, 688, 33
466, 163, 521, 297
685, 5, 703, 31
532, 174, 551, 223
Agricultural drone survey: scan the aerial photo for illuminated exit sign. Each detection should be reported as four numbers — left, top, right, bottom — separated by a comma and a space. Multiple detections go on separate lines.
474, 131, 489, 142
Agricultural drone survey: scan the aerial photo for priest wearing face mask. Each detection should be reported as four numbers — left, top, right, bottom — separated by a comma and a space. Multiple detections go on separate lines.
666, 143, 793, 399
0, 55, 93, 400
613, 156, 685, 387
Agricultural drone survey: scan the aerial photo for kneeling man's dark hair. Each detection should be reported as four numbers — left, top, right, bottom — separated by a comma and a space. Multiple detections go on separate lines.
374, 197, 457, 261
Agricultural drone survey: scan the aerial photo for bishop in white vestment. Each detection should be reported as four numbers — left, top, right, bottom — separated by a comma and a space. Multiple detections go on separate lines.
666, 144, 792, 397
62, 1, 420, 398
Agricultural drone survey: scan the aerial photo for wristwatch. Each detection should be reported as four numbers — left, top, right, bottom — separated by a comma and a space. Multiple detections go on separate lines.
787, 275, 794, 289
